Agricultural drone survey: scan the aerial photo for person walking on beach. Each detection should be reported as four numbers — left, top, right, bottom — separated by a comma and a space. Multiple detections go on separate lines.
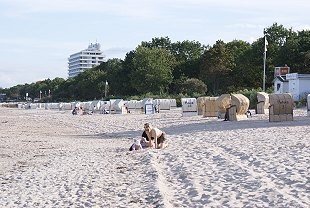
143, 123, 167, 149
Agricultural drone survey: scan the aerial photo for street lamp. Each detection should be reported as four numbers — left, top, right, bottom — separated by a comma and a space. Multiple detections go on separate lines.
105, 80, 108, 98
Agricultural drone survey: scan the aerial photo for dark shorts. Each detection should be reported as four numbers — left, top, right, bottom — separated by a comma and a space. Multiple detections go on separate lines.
157, 132, 166, 144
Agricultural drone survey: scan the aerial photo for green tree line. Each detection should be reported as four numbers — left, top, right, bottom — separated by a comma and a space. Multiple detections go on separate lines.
1, 23, 309, 102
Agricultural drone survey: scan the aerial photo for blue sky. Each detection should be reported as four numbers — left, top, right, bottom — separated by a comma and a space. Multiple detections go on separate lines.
0, 0, 309, 88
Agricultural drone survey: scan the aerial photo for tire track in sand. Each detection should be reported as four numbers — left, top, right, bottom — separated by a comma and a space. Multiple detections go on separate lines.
206, 143, 309, 207
150, 152, 175, 208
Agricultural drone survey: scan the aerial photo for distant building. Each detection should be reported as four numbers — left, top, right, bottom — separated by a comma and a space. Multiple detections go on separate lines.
68, 43, 104, 78
274, 73, 310, 101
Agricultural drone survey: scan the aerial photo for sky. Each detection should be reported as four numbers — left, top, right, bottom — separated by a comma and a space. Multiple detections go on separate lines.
0, 0, 309, 88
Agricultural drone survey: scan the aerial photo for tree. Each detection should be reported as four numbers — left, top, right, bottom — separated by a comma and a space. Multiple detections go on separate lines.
55, 78, 76, 101
171, 40, 207, 80
141, 36, 172, 50
8, 85, 23, 100
130, 46, 175, 95
72, 67, 107, 100
101, 58, 137, 96
295, 30, 310, 73
178, 78, 207, 97
199, 40, 234, 95
48, 77, 66, 101
140, 37, 207, 92
263, 23, 294, 85
225, 40, 261, 90
276, 32, 299, 71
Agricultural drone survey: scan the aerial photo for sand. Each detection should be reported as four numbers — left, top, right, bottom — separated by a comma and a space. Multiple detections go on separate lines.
0, 107, 309, 208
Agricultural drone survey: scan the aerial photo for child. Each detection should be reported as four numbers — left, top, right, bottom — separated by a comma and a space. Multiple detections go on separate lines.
129, 138, 143, 151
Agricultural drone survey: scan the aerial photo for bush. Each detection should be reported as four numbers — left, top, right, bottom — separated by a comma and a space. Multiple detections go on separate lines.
296, 99, 307, 108
178, 78, 207, 97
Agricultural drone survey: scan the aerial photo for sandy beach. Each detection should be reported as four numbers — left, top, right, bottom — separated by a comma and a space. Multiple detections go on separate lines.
0, 107, 309, 208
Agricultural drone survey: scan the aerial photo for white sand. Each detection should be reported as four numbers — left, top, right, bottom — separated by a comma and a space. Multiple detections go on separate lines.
0, 107, 309, 207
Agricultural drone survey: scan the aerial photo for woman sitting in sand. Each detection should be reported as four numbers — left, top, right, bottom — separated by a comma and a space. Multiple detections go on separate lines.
143, 123, 168, 149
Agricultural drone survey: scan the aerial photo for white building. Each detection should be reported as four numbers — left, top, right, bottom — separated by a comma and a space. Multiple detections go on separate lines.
274, 73, 310, 101
68, 43, 104, 78
274, 75, 289, 94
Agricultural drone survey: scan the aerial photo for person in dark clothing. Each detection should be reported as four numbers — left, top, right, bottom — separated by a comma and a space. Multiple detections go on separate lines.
142, 131, 149, 141
72, 107, 78, 115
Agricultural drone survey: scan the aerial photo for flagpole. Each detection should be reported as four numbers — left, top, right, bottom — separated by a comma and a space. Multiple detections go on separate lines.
263, 35, 267, 92
263, 50, 266, 92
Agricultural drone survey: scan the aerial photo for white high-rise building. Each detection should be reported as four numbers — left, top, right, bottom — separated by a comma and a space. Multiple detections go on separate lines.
68, 43, 104, 78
